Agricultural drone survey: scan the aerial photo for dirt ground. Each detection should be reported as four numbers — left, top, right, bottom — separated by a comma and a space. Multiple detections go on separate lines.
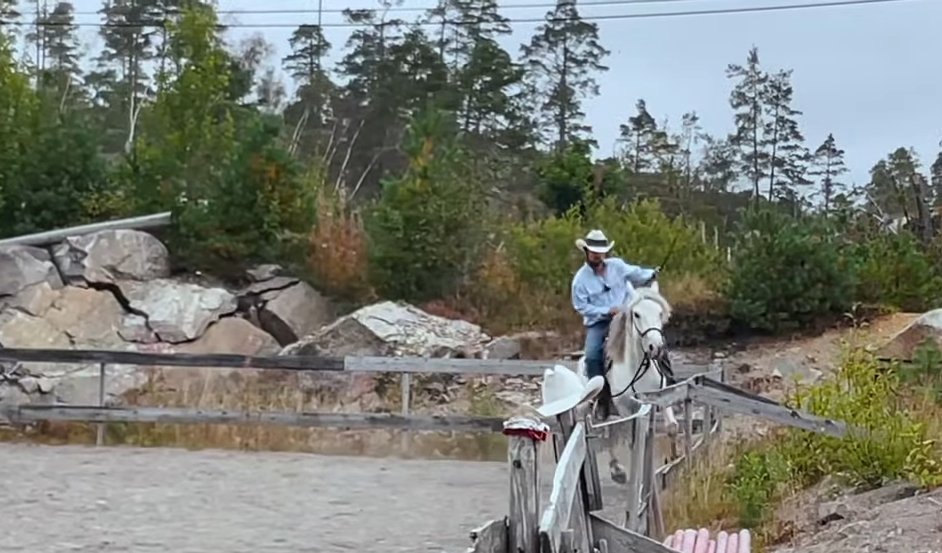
0, 442, 638, 553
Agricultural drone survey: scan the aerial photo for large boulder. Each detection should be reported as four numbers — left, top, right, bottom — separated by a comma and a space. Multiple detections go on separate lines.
258, 282, 333, 346
0, 246, 64, 298
282, 300, 489, 357
117, 279, 238, 343
51, 229, 170, 285
875, 309, 942, 360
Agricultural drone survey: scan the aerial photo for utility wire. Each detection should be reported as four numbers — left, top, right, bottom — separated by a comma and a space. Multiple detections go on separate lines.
63, 0, 744, 17
0, 0, 924, 28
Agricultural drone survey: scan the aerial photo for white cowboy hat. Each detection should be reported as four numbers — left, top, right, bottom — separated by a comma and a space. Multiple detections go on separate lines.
575, 229, 615, 254
536, 365, 606, 418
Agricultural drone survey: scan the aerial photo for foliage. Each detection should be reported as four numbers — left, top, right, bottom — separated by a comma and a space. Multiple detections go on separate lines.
364, 108, 488, 302
851, 230, 942, 312
725, 209, 856, 331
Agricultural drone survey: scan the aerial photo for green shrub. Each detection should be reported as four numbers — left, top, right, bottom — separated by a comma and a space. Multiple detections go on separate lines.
725, 209, 855, 331
852, 230, 942, 312
365, 109, 487, 302
779, 348, 941, 489
727, 449, 789, 528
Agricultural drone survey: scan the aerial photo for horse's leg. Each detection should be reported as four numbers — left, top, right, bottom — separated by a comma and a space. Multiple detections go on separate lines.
606, 394, 639, 485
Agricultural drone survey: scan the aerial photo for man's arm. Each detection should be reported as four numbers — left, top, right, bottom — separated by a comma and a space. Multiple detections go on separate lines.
609, 257, 657, 288
572, 278, 611, 319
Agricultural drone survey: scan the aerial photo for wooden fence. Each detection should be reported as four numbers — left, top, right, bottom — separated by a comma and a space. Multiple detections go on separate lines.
464, 370, 850, 553
0, 347, 709, 444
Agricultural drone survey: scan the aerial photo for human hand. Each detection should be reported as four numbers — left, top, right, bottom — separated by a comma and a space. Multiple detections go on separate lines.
608, 307, 619, 317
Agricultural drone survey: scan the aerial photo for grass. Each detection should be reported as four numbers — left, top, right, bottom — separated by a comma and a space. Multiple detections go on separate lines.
660, 342, 942, 550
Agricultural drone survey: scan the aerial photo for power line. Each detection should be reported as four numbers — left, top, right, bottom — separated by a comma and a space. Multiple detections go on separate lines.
0, 0, 923, 29
64, 0, 735, 17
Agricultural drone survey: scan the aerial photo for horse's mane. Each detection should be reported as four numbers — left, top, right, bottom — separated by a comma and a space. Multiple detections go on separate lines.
604, 286, 672, 364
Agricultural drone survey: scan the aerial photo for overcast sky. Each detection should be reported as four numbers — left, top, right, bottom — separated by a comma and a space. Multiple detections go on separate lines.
51, 0, 942, 186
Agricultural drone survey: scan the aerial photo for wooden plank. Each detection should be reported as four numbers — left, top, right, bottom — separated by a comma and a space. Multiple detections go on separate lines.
589, 513, 678, 553
633, 369, 721, 408
508, 428, 541, 553
688, 379, 848, 438
346, 356, 569, 375
9, 406, 505, 432
579, 411, 604, 512
0, 348, 345, 371
466, 518, 508, 553
625, 413, 649, 533
0, 211, 171, 248
553, 411, 593, 550
539, 423, 587, 553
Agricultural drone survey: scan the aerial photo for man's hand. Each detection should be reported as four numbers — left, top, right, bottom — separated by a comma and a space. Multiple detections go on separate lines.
608, 307, 620, 317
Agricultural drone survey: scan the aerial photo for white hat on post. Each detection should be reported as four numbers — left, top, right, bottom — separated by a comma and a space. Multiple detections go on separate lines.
536, 365, 606, 418
575, 229, 614, 254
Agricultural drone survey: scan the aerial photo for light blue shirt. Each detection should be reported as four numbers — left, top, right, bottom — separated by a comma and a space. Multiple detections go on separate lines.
571, 258, 656, 327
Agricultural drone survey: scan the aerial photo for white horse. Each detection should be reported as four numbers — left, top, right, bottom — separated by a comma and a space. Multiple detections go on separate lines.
578, 283, 679, 484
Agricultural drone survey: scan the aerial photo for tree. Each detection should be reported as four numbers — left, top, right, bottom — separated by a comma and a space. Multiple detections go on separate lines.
618, 99, 660, 173
520, 1, 609, 148
808, 133, 849, 214
762, 69, 809, 204
727, 46, 768, 201
865, 147, 922, 220
41, 1, 81, 98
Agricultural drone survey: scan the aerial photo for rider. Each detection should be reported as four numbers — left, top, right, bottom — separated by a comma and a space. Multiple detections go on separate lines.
571, 229, 658, 386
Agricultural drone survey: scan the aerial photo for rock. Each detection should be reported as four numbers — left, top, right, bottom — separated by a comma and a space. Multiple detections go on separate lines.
246, 264, 283, 282
0, 246, 64, 297
179, 318, 280, 357
237, 275, 299, 299
258, 282, 334, 346
875, 309, 942, 360
1, 281, 60, 316
52, 229, 170, 284
118, 279, 237, 343
483, 331, 560, 360
283, 300, 489, 357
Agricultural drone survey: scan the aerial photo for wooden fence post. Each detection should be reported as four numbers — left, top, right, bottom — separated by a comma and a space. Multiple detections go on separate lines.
625, 408, 649, 533
96, 362, 106, 446
505, 418, 545, 553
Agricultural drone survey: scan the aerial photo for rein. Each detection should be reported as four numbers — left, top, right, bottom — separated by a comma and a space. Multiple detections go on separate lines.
608, 319, 671, 400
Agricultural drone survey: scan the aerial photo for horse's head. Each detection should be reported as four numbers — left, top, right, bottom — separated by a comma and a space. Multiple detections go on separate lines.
623, 286, 672, 358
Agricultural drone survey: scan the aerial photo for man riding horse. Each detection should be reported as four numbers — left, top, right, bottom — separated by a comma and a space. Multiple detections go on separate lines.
571, 229, 659, 417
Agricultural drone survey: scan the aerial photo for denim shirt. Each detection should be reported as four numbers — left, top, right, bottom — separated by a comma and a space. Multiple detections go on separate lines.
571, 257, 656, 327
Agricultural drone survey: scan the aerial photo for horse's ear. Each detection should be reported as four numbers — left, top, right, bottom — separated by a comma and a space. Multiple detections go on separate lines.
649, 280, 660, 293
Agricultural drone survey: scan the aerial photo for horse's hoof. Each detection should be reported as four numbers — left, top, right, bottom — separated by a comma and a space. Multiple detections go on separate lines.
611, 466, 627, 484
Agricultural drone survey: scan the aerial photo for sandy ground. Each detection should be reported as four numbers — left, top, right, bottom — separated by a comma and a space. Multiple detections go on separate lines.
0, 442, 637, 553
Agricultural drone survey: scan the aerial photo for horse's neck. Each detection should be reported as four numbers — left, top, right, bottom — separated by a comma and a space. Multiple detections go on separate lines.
608, 327, 644, 394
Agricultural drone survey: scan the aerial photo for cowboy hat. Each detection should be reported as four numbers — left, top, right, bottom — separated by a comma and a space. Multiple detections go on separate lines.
575, 229, 614, 254
537, 365, 606, 418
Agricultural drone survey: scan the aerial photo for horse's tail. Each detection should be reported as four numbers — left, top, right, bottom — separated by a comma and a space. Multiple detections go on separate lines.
576, 356, 588, 379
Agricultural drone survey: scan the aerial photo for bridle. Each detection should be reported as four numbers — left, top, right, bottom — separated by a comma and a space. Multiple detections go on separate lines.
607, 304, 672, 400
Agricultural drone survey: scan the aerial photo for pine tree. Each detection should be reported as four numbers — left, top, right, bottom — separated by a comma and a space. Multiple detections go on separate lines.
808, 133, 849, 214
762, 69, 809, 203
727, 46, 768, 201
520, 0, 609, 148
618, 99, 659, 173
0, 0, 20, 40
42, 1, 81, 96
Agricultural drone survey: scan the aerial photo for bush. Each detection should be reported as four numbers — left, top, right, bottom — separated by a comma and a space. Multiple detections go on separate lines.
467, 196, 724, 332
725, 209, 855, 331
852, 230, 942, 312
365, 109, 487, 302
779, 348, 940, 489
307, 185, 372, 303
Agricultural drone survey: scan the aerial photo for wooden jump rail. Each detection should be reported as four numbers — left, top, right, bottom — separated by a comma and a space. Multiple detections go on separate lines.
464, 371, 851, 553
0, 347, 710, 445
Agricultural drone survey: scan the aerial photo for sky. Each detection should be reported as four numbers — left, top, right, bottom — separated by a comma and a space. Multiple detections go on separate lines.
51, 0, 942, 186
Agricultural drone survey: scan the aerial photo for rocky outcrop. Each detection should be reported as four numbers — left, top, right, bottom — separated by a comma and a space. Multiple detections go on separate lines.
0, 230, 328, 410
875, 308, 942, 360
0, 229, 520, 414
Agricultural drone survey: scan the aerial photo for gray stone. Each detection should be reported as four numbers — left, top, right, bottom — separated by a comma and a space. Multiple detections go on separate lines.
0, 246, 64, 297
51, 229, 170, 284
118, 279, 238, 343
258, 282, 333, 346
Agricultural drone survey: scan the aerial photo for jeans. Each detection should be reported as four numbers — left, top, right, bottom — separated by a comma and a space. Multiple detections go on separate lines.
583, 320, 610, 380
